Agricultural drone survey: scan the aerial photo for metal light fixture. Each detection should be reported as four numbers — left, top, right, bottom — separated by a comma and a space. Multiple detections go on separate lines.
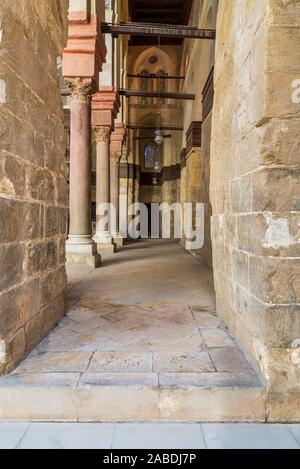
155, 129, 164, 145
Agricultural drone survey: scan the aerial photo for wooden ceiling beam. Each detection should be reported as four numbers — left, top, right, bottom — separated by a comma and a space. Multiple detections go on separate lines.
127, 124, 184, 131
119, 89, 195, 100
102, 22, 216, 40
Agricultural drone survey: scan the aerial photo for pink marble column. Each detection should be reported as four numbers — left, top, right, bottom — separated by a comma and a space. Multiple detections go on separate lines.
110, 124, 126, 246
62, 7, 106, 267
92, 88, 120, 253
65, 79, 101, 267
93, 125, 115, 253
110, 151, 122, 244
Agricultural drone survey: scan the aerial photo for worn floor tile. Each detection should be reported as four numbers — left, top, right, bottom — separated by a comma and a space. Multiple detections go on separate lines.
14, 352, 92, 373
88, 352, 153, 372
154, 351, 214, 373
201, 328, 234, 348
80, 372, 159, 387
112, 424, 206, 449
159, 372, 262, 389
209, 347, 252, 373
193, 311, 221, 329
202, 424, 300, 449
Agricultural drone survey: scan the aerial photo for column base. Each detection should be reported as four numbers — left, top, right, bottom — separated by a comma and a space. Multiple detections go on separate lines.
113, 234, 124, 247
93, 234, 116, 254
66, 236, 101, 268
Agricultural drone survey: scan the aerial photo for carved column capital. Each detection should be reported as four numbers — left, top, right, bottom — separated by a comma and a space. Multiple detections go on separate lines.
121, 146, 128, 164
94, 126, 111, 143
110, 151, 122, 165
65, 78, 94, 102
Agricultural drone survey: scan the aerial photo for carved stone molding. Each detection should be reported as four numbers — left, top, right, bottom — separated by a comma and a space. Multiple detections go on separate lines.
94, 126, 111, 143
65, 78, 93, 102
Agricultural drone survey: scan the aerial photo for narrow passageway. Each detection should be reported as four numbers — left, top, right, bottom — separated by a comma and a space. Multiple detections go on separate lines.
0, 241, 264, 422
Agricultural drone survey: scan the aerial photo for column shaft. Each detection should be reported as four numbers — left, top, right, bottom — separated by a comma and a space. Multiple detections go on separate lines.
65, 79, 101, 267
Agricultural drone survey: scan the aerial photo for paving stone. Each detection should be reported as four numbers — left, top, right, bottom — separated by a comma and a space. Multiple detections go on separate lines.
202, 424, 300, 449
88, 352, 153, 372
154, 351, 215, 373
113, 424, 205, 449
14, 352, 92, 373
159, 372, 262, 388
193, 311, 221, 329
209, 347, 252, 373
80, 372, 159, 388
201, 328, 235, 348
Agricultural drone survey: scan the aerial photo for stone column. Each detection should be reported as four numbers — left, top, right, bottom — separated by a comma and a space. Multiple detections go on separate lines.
110, 123, 126, 246
110, 152, 122, 245
92, 88, 120, 253
119, 147, 129, 240
62, 1, 106, 267
65, 79, 101, 267
93, 125, 115, 253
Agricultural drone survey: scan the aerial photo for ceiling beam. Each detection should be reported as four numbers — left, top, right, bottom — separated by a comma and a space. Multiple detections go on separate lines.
119, 89, 195, 100
102, 22, 216, 40
127, 74, 185, 80
127, 124, 184, 131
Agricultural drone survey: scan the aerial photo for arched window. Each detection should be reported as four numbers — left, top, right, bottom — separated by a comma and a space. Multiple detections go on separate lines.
157, 70, 167, 104
140, 70, 149, 105
144, 141, 157, 168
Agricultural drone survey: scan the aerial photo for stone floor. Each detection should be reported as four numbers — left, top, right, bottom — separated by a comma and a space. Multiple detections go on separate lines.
0, 240, 265, 422
1, 422, 300, 449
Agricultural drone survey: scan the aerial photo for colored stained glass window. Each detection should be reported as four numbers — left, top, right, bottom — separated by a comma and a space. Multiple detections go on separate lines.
144, 142, 157, 168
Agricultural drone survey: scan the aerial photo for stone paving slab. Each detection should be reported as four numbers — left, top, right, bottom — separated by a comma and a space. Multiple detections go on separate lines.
0, 241, 266, 422
0, 423, 299, 449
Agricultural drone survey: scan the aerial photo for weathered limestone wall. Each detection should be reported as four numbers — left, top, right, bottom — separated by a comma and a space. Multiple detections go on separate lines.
0, 0, 68, 374
200, 115, 213, 266
181, 0, 217, 263
211, 0, 300, 420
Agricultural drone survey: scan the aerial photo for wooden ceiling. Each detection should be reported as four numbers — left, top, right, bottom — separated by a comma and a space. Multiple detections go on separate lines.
128, 0, 194, 45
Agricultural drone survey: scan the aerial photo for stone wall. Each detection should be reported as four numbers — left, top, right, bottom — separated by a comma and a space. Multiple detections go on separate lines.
0, 0, 68, 374
198, 115, 213, 266
211, 0, 300, 420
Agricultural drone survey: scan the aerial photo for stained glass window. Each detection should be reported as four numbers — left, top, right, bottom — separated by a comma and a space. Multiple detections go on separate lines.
144, 142, 157, 169
140, 70, 149, 105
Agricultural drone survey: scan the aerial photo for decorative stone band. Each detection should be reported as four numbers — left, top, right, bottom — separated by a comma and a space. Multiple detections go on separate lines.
65, 77, 93, 102
92, 88, 120, 129
63, 15, 106, 88
93, 126, 111, 143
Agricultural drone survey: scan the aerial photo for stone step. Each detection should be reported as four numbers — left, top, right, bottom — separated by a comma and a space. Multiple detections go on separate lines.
0, 372, 266, 422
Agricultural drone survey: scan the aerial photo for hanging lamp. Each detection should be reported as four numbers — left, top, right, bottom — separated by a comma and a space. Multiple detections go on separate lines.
155, 35, 164, 147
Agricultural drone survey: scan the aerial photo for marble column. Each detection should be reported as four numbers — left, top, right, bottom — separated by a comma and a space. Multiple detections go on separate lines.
62, 2, 106, 267
92, 88, 120, 254
119, 147, 129, 240
110, 123, 126, 246
93, 125, 116, 253
65, 79, 101, 267
110, 151, 123, 246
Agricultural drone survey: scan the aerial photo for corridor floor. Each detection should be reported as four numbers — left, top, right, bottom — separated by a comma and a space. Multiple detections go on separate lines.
0, 241, 265, 422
